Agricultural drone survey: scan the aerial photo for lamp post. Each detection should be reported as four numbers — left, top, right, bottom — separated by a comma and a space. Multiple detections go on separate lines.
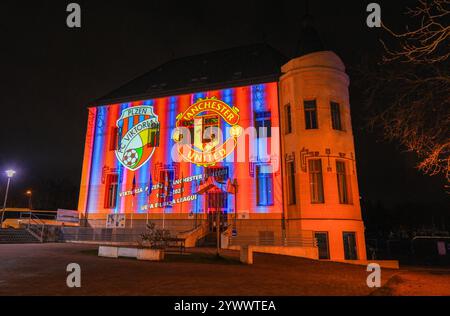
26, 190, 32, 210
1, 169, 16, 225
232, 179, 238, 229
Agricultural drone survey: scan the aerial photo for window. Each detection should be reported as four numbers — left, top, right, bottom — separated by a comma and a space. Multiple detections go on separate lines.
256, 165, 274, 206
255, 111, 271, 138
315, 232, 330, 259
207, 191, 228, 209
285, 104, 292, 134
336, 161, 350, 204
147, 122, 160, 147
287, 160, 296, 205
159, 169, 174, 208
309, 159, 324, 203
104, 174, 118, 209
304, 100, 318, 129
330, 102, 343, 130
343, 232, 358, 260
206, 166, 229, 183
109, 127, 119, 151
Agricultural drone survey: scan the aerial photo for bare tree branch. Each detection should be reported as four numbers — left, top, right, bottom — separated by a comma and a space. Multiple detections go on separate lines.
380, 0, 450, 64
355, 1, 449, 191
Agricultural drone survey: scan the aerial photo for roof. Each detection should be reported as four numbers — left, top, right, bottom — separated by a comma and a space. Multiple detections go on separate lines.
94, 43, 288, 106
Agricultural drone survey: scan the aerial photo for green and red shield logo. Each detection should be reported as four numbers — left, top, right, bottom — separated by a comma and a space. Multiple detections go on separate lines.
115, 106, 159, 171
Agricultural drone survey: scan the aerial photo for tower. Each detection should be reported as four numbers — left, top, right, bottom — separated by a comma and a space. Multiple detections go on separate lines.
279, 17, 367, 260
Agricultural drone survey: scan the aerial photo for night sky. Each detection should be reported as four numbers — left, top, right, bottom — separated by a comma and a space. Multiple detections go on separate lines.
1, 1, 448, 216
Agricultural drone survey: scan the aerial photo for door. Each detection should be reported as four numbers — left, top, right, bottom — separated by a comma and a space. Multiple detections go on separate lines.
207, 211, 228, 232
315, 232, 330, 259
343, 232, 358, 260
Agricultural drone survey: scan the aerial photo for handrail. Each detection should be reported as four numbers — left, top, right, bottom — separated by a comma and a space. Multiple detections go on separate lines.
229, 234, 317, 247
20, 211, 57, 221
4, 209, 57, 214
25, 212, 46, 243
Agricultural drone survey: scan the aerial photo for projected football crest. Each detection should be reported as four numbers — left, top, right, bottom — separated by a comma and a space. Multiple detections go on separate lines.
115, 106, 160, 171
173, 97, 242, 167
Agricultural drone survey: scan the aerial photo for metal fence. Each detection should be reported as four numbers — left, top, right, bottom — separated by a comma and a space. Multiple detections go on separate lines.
229, 231, 316, 248
61, 227, 148, 243
60, 222, 202, 243
58, 218, 317, 248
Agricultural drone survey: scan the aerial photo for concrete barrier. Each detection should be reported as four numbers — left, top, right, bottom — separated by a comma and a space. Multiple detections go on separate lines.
240, 246, 253, 264
332, 260, 400, 269
118, 247, 138, 258
98, 245, 119, 258
232, 244, 399, 269
137, 248, 165, 261
237, 245, 319, 264
98, 245, 164, 261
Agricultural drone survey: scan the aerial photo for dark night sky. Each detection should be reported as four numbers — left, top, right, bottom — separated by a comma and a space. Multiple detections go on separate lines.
0, 0, 448, 212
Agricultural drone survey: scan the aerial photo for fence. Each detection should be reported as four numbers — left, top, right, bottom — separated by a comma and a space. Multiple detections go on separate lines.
61, 227, 146, 243
229, 230, 316, 248
60, 221, 203, 243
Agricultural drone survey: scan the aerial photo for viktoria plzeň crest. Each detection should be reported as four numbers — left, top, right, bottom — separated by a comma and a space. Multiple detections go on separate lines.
115, 106, 160, 171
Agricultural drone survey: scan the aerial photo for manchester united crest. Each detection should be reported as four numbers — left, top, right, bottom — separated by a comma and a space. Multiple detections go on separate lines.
115, 106, 160, 171
173, 97, 242, 167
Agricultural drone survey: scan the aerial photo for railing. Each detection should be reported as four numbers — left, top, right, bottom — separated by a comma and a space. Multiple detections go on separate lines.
61, 227, 147, 243
25, 213, 46, 243
61, 220, 204, 244
20, 211, 57, 221
229, 231, 317, 248
1, 209, 57, 228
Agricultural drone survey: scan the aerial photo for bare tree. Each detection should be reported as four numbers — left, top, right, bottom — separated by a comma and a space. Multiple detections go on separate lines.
381, 0, 450, 63
362, 0, 449, 189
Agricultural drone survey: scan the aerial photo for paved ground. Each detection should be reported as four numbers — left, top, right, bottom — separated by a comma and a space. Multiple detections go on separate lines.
0, 243, 449, 296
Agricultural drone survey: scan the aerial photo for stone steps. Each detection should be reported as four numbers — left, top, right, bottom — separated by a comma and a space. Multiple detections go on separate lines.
197, 232, 218, 247
0, 229, 41, 244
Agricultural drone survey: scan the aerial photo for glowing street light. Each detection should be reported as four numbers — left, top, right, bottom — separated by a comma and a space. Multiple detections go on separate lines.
26, 190, 33, 210
5, 170, 16, 178
1, 169, 16, 225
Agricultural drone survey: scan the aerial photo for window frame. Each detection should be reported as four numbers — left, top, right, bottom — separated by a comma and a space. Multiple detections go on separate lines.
109, 127, 119, 151
286, 160, 297, 205
158, 169, 175, 208
254, 111, 272, 138
304, 100, 318, 130
205, 166, 229, 183
330, 101, 343, 131
104, 174, 118, 209
255, 164, 274, 206
308, 159, 325, 204
336, 160, 351, 204
285, 103, 293, 134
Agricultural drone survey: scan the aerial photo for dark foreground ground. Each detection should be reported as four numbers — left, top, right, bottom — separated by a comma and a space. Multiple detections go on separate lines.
0, 243, 449, 296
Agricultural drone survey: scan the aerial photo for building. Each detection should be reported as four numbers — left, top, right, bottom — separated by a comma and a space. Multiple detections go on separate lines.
78, 22, 367, 261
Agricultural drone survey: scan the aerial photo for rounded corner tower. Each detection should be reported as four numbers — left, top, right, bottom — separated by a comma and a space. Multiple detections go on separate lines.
278, 32, 366, 260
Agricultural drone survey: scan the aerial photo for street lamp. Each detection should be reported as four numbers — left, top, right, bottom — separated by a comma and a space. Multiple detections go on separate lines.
26, 190, 32, 210
1, 169, 16, 225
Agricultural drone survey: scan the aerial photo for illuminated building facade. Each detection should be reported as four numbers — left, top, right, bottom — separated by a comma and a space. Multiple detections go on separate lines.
78, 41, 367, 260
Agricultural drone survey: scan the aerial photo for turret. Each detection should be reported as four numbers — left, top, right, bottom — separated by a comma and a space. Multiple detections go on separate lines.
278, 18, 367, 260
